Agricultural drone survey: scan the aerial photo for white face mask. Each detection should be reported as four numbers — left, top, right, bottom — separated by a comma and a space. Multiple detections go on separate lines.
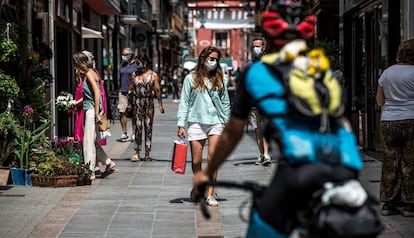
121, 55, 128, 62
253, 46, 263, 57
205, 60, 217, 71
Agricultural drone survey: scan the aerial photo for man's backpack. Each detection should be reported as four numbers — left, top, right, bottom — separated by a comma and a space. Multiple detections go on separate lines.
263, 45, 344, 133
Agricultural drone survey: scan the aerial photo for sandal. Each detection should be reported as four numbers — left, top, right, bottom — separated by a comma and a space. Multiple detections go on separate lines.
106, 161, 118, 172
144, 156, 152, 161
130, 154, 140, 162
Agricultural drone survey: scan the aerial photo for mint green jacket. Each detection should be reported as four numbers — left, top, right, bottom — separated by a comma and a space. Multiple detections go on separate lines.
177, 73, 231, 128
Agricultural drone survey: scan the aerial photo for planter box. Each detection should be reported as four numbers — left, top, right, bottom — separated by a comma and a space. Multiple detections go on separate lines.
30, 174, 79, 187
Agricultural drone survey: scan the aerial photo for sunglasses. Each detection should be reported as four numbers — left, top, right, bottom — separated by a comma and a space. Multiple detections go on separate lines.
207, 56, 219, 62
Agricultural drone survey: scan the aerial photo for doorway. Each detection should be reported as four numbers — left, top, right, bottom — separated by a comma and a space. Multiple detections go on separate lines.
345, 2, 385, 151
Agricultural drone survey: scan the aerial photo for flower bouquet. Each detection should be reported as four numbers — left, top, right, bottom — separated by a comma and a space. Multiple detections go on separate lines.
56, 91, 74, 112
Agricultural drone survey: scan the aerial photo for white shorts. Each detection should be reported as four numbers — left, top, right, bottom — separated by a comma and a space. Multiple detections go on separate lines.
187, 122, 224, 141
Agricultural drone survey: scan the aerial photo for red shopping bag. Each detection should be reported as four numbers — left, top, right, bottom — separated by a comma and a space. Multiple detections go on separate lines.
172, 140, 187, 174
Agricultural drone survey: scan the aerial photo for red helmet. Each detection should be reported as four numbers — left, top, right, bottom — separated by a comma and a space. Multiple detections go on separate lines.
262, 0, 316, 48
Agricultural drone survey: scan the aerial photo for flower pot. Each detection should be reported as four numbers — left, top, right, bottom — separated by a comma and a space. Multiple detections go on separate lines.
76, 176, 92, 186
10, 168, 34, 186
0, 168, 10, 185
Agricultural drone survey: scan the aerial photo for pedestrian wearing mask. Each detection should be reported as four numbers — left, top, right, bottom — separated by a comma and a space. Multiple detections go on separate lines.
117, 48, 136, 142
177, 45, 231, 206
129, 55, 165, 162
246, 37, 272, 166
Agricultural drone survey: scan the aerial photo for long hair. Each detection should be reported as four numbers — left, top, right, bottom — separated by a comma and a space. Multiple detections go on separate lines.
396, 39, 414, 65
193, 45, 224, 91
73, 52, 90, 83
136, 54, 152, 70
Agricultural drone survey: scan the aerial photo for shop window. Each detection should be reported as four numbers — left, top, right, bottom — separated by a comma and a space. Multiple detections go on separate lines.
215, 32, 228, 48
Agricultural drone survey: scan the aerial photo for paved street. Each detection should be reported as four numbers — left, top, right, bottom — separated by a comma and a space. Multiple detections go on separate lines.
0, 99, 413, 238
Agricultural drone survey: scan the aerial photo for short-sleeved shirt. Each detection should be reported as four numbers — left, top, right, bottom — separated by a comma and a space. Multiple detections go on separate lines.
119, 61, 136, 93
378, 64, 414, 121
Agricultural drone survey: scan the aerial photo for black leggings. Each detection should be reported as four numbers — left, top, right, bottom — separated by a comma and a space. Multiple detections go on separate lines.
257, 162, 358, 233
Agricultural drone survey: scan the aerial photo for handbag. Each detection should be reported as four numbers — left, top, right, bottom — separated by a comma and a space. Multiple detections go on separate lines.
98, 114, 111, 131
171, 139, 187, 174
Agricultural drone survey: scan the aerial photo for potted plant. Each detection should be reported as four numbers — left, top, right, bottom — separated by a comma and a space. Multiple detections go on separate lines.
0, 71, 20, 106
76, 162, 93, 186
0, 37, 17, 63
52, 137, 81, 161
0, 113, 19, 185
10, 105, 50, 186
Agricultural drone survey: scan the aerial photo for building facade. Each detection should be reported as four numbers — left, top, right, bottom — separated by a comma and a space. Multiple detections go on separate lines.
341, 0, 414, 151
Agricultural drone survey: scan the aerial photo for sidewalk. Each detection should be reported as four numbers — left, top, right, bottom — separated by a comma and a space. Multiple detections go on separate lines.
0, 99, 412, 238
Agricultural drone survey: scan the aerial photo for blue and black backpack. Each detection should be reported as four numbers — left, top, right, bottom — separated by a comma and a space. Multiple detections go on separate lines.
245, 42, 362, 170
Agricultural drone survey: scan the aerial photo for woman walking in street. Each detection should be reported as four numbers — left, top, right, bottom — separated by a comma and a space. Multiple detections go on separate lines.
177, 45, 231, 206
129, 55, 165, 162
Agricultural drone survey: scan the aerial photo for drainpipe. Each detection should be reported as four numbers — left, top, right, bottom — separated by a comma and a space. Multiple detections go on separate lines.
49, 0, 57, 138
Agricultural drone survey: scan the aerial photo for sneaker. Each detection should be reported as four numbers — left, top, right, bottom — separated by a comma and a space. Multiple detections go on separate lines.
261, 154, 272, 166
206, 196, 219, 206
402, 205, 414, 217
381, 203, 400, 216
255, 155, 263, 165
117, 133, 129, 142
131, 134, 135, 142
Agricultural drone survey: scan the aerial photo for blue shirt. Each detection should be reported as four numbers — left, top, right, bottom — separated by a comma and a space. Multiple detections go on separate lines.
119, 61, 136, 93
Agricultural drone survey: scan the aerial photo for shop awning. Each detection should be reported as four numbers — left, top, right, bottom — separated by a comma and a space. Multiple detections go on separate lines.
82, 27, 104, 39
83, 0, 120, 15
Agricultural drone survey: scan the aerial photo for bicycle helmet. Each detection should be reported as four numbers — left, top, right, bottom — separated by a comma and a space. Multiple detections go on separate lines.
262, 0, 316, 48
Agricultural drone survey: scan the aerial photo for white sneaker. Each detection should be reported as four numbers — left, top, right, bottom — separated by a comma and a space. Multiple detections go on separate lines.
255, 155, 263, 165
206, 196, 219, 206
261, 154, 272, 166
117, 133, 128, 142
131, 134, 135, 142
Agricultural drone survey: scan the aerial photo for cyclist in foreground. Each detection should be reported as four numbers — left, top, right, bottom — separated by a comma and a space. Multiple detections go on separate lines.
194, 0, 382, 237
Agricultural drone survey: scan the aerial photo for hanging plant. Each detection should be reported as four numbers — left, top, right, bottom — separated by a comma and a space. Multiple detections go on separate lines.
0, 70, 20, 99
0, 38, 18, 63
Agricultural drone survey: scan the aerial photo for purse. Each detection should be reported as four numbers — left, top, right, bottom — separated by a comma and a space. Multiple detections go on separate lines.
98, 114, 111, 131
